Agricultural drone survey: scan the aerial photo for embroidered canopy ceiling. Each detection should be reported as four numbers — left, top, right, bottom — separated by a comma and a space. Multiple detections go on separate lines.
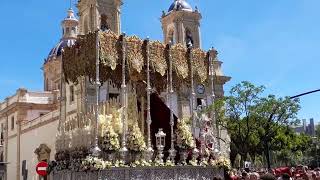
62, 31, 216, 91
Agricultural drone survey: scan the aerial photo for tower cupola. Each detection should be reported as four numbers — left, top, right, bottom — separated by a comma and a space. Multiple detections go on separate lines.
61, 8, 79, 39
161, 0, 202, 48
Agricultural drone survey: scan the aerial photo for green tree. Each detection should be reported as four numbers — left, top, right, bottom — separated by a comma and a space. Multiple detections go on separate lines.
316, 125, 320, 139
253, 94, 300, 168
213, 81, 301, 169
246, 153, 252, 163
223, 81, 264, 163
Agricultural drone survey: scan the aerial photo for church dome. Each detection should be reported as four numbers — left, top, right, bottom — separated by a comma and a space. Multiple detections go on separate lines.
46, 39, 76, 62
168, 0, 193, 12
45, 8, 78, 63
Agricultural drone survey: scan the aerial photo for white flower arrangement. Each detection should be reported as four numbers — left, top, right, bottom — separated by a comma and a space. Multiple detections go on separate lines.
129, 160, 152, 167
130, 160, 141, 168
153, 159, 165, 167
200, 160, 209, 167
127, 123, 146, 152
111, 107, 123, 134
176, 118, 196, 150
100, 116, 120, 151
151, 159, 176, 167
140, 160, 152, 167
81, 156, 112, 171
189, 159, 199, 166
114, 160, 128, 168
216, 156, 231, 170
99, 115, 120, 151
165, 160, 175, 167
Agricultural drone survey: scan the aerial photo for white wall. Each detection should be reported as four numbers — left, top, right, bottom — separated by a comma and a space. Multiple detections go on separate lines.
7, 136, 17, 180
20, 119, 59, 180
26, 110, 51, 121
5, 110, 59, 180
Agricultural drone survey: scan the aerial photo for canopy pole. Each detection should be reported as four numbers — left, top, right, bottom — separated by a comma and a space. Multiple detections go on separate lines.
189, 46, 196, 136
91, 30, 101, 157
145, 38, 154, 160
168, 42, 176, 161
120, 33, 128, 161
189, 46, 199, 160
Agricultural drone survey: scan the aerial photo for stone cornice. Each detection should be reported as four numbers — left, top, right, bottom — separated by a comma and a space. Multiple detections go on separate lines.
162, 10, 202, 23
0, 102, 57, 119
215, 75, 232, 85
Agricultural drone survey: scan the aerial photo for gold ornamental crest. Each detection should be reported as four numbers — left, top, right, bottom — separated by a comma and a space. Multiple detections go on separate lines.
99, 31, 119, 70
191, 48, 207, 82
149, 41, 167, 76
125, 36, 144, 73
171, 43, 188, 79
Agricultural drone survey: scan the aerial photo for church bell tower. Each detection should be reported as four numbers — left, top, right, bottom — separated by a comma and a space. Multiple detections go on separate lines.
77, 0, 123, 35
161, 0, 202, 48
161, 0, 201, 48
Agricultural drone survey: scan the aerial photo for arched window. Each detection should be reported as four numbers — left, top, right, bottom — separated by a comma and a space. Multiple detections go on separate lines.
66, 27, 70, 34
168, 29, 175, 44
185, 29, 194, 48
100, 14, 109, 31
71, 27, 76, 34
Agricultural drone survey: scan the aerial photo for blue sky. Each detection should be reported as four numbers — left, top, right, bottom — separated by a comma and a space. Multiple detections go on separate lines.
0, 0, 319, 123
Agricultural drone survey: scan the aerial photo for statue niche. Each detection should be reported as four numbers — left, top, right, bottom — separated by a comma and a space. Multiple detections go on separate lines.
100, 14, 109, 31
185, 29, 194, 48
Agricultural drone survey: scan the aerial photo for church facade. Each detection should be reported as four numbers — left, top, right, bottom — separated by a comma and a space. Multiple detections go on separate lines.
0, 0, 231, 180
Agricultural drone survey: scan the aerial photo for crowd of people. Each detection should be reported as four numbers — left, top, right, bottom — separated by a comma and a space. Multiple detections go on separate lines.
225, 166, 320, 180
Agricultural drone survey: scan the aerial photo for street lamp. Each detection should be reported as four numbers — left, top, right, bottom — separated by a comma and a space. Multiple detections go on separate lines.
156, 129, 166, 163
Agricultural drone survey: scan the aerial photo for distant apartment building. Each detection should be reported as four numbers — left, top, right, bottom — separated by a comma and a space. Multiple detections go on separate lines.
291, 118, 316, 136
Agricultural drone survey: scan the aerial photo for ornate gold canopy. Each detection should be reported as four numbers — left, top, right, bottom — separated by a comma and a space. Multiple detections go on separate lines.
62, 30, 214, 91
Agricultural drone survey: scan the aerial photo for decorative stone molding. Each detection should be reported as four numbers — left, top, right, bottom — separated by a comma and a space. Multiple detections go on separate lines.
34, 144, 51, 162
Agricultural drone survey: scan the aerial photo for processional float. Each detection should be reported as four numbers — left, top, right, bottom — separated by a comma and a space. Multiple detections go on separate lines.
53, 30, 230, 180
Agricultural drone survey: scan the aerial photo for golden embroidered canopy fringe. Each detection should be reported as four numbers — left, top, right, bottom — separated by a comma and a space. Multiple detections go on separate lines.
191, 48, 208, 83
62, 31, 213, 91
